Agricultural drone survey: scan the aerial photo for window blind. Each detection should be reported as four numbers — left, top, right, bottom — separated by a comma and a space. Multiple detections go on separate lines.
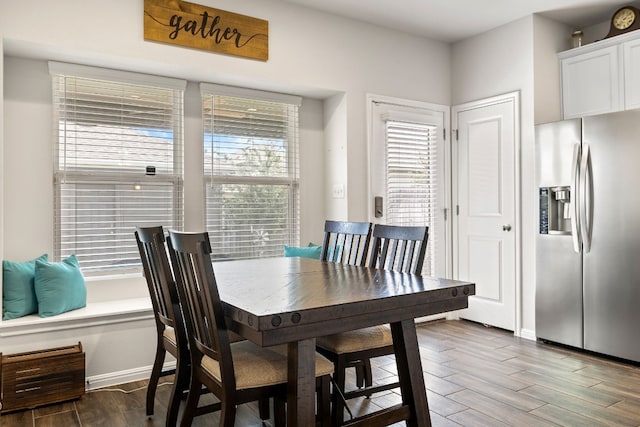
385, 119, 439, 276
51, 64, 184, 274
201, 85, 300, 260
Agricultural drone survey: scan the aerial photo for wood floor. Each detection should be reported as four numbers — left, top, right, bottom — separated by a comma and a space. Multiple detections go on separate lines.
2, 319, 640, 426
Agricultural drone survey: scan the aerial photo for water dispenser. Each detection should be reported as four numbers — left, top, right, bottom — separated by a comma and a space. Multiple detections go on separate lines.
539, 186, 572, 235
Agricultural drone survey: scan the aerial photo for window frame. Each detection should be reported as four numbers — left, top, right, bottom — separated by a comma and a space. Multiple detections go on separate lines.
200, 83, 302, 260
49, 62, 186, 276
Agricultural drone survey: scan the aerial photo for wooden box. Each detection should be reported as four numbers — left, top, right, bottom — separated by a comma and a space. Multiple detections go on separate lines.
0, 342, 85, 413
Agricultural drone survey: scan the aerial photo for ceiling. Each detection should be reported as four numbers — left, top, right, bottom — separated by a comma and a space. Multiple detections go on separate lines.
278, 0, 637, 43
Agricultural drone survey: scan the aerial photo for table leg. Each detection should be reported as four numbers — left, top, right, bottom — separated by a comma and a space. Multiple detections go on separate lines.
391, 319, 431, 427
287, 338, 316, 426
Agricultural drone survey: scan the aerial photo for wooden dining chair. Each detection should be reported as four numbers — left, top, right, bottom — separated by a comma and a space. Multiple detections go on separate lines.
316, 223, 429, 425
320, 220, 372, 266
135, 226, 190, 427
166, 230, 334, 427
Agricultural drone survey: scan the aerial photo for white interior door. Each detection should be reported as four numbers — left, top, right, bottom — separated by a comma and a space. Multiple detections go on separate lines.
453, 92, 519, 331
368, 95, 450, 278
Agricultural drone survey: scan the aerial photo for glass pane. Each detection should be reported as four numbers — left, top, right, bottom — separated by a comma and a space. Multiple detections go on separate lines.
206, 183, 292, 260
58, 181, 180, 273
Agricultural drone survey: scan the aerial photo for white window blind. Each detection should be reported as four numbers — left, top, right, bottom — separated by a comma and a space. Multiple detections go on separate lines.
201, 84, 300, 260
51, 63, 185, 275
385, 119, 439, 276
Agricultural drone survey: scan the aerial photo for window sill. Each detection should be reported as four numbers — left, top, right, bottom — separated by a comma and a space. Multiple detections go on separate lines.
0, 297, 153, 337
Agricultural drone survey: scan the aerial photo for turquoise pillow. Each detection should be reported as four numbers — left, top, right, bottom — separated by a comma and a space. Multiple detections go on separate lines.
2, 254, 48, 320
284, 245, 322, 259
34, 255, 87, 317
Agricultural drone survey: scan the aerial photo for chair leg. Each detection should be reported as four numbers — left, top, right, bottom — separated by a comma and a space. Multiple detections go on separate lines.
258, 397, 270, 421
166, 356, 189, 427
179, 377, 202, 427
363, 358, 373, 388
273, 396, 286, 427
220, 399, 237, 427
146, 343, 166, 416
331, 357, 347, 426
355, 361, 365, 388
317, 375, 331, 427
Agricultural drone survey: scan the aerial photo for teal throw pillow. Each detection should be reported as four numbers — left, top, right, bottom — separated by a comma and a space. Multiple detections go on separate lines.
34, 254, 87, 317
2, 254, 48, 320
284, 245, 322, 259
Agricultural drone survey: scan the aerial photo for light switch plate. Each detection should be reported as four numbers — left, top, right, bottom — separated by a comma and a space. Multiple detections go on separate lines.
332, 184, 345, 199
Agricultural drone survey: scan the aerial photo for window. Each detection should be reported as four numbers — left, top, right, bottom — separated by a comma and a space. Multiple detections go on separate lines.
201, 84, 301, 260
50, 62, 185, 275
385, 119, 440, 275
369, 99, 449, 277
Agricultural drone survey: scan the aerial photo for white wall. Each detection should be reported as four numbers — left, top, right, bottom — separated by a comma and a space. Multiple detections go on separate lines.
452, 17, 536, 336
0, 0, 451, 381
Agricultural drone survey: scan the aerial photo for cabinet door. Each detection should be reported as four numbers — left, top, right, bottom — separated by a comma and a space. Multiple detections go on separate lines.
561, 46, 621, 119
624, 38, 640, 110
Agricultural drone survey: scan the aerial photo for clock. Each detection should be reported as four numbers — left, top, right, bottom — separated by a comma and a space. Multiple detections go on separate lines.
605, 6, 640, 38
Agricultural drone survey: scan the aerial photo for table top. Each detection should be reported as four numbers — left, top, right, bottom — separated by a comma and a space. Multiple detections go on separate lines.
213, 257, 475, 346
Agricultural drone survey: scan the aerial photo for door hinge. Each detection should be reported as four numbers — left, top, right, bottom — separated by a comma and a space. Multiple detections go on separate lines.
455, 129, 459, 141
456, 205, 460, 215
444, 208, 448, 221
443, 128, 446, 140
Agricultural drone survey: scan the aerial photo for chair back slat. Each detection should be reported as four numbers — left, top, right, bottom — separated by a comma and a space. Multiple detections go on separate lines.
321, 220, 372, 266
368, 224, 429, 274
167, 230, 236, 391
135, 226, 179, 330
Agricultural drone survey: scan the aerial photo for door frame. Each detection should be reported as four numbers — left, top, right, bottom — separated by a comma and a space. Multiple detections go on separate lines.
451, 91, 522, 336
366, 93, 452, 279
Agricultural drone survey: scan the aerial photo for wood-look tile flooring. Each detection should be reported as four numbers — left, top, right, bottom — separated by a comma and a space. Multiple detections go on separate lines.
3, 319, 640, 426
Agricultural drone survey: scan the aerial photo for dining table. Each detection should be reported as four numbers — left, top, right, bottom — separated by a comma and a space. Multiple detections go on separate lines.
212, 256, 475, 427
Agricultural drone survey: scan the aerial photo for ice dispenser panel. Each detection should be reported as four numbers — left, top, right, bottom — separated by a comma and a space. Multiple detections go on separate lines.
539, 186, 572, 235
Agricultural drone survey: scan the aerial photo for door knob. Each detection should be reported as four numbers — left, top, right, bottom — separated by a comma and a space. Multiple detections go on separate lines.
503, 224, 512, 231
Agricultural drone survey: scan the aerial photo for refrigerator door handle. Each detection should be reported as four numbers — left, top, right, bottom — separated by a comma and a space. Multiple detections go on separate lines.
571, 142, 582, 253
580, 142, 592, 253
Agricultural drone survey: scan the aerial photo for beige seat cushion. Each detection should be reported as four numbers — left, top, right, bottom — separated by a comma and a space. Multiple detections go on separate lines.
316, 325, 392, 354
164, 326, 244, 344
163, 326, 176, 345
201, 341, 334, 390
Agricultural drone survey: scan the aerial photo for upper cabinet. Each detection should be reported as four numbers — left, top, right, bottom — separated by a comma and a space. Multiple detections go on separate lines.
559, 31, 640, 119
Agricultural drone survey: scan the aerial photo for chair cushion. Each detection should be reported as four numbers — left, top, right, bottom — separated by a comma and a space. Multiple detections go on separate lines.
163, 326, 176, 345
316, 325, 392, 354
201, 341, 334, 390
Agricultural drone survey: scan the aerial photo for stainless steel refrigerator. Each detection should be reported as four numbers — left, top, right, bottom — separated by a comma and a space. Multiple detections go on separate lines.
536, 109, 640, 363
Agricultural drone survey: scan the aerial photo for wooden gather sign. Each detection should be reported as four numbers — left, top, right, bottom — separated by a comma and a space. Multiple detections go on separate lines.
144, 0, 269, 61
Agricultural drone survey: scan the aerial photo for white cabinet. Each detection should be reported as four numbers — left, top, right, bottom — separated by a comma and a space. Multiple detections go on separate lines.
624, 37, 640, 110
559, 32, 640, 119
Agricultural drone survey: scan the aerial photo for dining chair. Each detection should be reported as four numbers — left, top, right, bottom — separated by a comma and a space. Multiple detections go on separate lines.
166, 230, 334, 427
135, 226, 190, 427
316, 222, 429, 425
320, 220, 372, 266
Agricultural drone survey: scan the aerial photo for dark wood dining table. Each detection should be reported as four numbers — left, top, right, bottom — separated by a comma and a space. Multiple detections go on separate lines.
212, 257, 475, 427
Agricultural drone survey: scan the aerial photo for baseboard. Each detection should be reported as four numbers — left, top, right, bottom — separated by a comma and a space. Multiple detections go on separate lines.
519, 328, 537, 341
85, 361, 176, 391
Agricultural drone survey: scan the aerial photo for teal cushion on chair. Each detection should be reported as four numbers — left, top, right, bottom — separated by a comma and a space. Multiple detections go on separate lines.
2, 254, 48, 320
284, 245, 322, 259
34, 254, 87, 317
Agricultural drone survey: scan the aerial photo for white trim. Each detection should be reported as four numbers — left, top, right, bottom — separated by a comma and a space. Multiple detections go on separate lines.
519, 328, 537, 342
365, 93, 452, 278
200, 82, 302, 106
85, 361, 176, 391
48, 61, 187, 90
451, 91, 522, 336
0, 298, 153, 337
